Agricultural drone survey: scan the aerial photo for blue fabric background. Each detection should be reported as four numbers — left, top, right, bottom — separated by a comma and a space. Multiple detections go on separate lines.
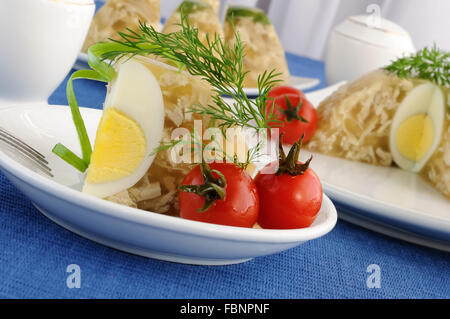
0, 53, 448, 299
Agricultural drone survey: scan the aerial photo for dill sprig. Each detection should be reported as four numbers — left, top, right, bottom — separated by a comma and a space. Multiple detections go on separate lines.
385, 46, 450, 88
99, 13, 282, 131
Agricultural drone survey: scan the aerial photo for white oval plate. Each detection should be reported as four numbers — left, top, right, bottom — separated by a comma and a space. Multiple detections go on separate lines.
305, 83, 450, 251
0, 103, 337, 265
73, 53, 320, 94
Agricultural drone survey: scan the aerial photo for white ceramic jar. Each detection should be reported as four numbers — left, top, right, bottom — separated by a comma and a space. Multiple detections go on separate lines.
0, 0, 95, 107
326, 15, 415, 85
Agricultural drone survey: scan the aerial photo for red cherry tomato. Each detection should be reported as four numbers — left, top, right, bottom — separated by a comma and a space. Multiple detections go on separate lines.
179, 163, 259, 228
255, 161, 322, 229
254, 136, 322, 229
266, 87, 318, 144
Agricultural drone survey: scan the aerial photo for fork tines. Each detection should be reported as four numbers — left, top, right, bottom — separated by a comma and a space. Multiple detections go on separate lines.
0, 127, 53, 177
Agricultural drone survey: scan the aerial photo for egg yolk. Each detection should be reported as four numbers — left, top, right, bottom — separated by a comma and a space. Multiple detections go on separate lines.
86, 108, 146, 184
395, 113, 434, 162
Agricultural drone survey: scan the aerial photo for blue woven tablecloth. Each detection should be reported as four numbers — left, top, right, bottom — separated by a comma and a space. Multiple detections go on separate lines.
1, 52, 449, 299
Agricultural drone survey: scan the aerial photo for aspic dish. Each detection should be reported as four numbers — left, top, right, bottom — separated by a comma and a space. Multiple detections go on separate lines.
307, 47, 450, 201
81, 0, 160, 53
0, 11, 339, 264
162, 0, 223, 46
304, 47, 450, 248
0, 103, 337, 265
304, 83, 450, 250
223, 5, 291, 87
56, 12, 328, 231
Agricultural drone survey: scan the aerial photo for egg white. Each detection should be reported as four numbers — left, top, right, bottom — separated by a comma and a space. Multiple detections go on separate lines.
83, 59, 165, 198
389, 82, 445, 172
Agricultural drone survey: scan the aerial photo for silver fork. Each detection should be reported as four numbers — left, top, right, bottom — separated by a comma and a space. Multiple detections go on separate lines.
0, 127, 53, 177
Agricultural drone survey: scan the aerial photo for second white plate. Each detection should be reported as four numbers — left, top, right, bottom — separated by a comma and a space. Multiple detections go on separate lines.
303, 84, 450, 250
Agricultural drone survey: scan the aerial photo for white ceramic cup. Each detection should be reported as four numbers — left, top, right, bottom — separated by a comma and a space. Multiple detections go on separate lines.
326, 15, 415, 85
0, 0, 95, 107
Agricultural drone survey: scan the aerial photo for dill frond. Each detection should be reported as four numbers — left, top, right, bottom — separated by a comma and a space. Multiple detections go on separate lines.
385, 46, 450, 87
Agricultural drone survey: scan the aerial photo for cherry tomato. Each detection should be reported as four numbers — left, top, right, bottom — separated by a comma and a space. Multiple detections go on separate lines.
179, 162, 259, 228
254, 137, 322, 229
266, 87, 317, 144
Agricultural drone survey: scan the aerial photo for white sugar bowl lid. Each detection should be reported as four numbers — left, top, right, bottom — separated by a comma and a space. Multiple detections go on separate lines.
334, 15, 415, 52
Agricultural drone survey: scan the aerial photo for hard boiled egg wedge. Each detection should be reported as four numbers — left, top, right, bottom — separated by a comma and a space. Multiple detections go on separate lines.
82, 59, 165, 198
389, 82, 445, 173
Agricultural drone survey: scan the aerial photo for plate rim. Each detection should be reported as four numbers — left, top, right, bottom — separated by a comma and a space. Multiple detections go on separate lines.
0, 104, 337, 244
337, 204, 450, 251
323, 178, 450, 228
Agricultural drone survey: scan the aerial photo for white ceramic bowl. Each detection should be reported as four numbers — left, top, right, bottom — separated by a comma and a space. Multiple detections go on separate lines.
0, 103, 337, 265
0, 0, 95, 106
326, 15, 415, 84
